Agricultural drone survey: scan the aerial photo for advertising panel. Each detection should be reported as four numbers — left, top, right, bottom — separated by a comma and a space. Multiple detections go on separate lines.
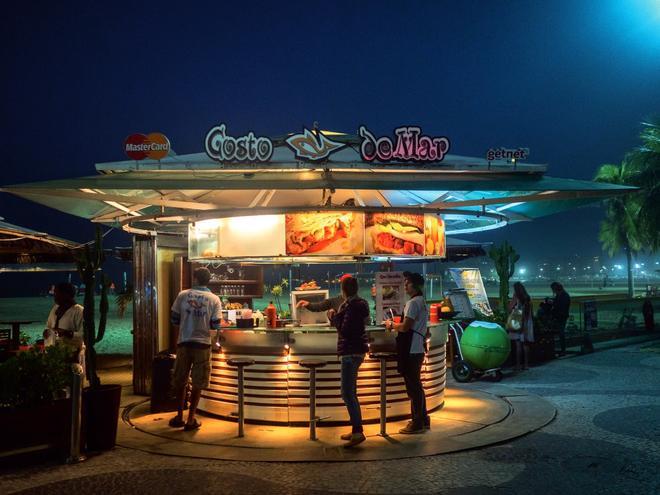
188, 219, 220, 259
218, 215, 286, 257
448, 268, 493, 316
375, 271, 406, 323
424, 214, 446, 257
285, 211, 364, 256
365, 212, 425, 256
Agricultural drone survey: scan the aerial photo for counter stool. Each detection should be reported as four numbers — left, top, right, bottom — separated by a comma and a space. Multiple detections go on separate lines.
227, 358, 255, 438
369, 352, 398, 436
299, 359, 327, 440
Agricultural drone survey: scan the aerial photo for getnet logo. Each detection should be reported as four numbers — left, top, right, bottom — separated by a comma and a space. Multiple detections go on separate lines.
124, 132, 171, 160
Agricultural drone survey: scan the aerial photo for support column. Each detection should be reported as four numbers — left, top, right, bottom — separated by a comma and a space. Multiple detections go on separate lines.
132, 235, 158, 395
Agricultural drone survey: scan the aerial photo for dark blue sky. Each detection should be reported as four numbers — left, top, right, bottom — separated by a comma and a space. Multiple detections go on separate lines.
1, 0, 659, 261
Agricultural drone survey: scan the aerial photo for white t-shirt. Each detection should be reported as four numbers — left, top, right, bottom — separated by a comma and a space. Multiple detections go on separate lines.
171, 287, 222, 345
403, 295, 428, 354
45, 304, 84, 345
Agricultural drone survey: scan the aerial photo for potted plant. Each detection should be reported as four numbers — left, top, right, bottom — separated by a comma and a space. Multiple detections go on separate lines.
0, 343, 74, 457
76, 227, 122, 452
19, 332, 31, 352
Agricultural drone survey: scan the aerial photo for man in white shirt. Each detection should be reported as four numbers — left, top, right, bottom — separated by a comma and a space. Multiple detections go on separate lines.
385, 271, 429, 434
43, 283, 84, 347
169, 267, 222, 431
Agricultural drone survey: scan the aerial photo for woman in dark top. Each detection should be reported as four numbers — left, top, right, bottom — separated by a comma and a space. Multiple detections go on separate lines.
330, 276, 369, 447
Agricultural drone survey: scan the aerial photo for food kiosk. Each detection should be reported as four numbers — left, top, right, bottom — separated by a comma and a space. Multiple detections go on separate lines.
1, 123, 633, 425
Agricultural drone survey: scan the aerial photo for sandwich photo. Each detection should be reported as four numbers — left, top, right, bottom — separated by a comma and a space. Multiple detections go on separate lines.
285, 211, 362, 255
366, 212, 424, 255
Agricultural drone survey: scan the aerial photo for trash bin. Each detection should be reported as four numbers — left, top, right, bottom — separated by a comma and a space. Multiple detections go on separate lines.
151, 351, 178, 413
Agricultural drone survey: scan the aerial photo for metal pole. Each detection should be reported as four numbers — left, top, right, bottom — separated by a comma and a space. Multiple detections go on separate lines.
309, 368, 317, 441
237, 366, 245, 438
67, 363, 86, 464
379, 358, 387, 436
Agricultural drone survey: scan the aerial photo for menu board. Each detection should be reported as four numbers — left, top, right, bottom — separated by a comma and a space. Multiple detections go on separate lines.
285, 211, 364, 256
365, 213, 425, 256
188, 211, 444, 260
424, 214, 446, 257
448, 268, 493, 316
375, 271, 406, 323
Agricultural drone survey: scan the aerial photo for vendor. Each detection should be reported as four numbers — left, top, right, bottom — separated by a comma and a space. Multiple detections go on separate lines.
385, 271, 430, 434
43, 282, 84, 348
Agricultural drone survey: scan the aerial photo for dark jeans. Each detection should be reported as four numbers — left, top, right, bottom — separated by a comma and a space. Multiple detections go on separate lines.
398, 353, 428, 428
340, 354, 364, 433
555, 317, 568, 353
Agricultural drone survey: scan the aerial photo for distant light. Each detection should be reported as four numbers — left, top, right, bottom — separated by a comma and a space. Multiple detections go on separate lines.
635, 263, 641, 269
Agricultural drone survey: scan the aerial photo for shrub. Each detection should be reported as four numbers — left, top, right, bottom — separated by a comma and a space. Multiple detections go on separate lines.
0, 343, 74, 409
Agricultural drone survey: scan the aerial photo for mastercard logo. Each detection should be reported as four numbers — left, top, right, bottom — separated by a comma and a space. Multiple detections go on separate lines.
124, 133, 170, 160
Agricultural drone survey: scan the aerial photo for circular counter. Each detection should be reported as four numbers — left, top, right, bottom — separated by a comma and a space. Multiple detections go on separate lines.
198, 323, 448, 425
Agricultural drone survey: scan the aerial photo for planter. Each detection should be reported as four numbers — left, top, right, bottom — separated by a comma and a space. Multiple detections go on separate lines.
82, 384, 122, 451
0, 399, 71, 457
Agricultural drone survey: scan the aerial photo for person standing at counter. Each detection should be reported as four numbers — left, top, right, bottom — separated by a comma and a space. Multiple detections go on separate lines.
296, 273, 353, 314
169, 267, 222, 431
385, 271, 429, 434
330, 275, 369, 447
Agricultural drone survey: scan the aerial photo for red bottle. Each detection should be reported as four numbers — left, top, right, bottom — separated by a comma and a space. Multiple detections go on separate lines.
266, 301, 277, 329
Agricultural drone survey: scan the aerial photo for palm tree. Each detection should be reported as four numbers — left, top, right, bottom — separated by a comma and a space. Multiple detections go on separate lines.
626, 121, 660, 251
595, 120, 660, 297
594, 163, 641, 297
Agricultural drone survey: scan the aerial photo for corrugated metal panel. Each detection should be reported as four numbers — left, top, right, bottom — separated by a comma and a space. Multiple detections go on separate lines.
132, 234, 158, 395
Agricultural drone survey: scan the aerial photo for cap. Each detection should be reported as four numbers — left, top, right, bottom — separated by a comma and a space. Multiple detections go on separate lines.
339, 273, 353, 282
403, 271, 425, 287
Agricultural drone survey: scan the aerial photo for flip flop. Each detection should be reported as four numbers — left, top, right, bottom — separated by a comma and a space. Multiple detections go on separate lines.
184, 419, 202, 431
168, 416, 185, 428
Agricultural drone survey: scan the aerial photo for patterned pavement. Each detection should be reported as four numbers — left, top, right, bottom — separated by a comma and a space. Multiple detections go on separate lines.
2, 341, 659, 495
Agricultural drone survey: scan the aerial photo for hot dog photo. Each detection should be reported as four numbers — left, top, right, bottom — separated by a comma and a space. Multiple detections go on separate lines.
285, 211, 364, 256
365, 212, 425, 256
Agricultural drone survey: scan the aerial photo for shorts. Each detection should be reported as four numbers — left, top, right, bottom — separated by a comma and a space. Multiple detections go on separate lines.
172, 344, 212, 390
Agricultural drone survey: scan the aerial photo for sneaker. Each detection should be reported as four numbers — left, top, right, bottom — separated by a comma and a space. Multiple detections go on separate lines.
399, 423, 425, 434
343, 432, 366, 448
340, 432, 353, 441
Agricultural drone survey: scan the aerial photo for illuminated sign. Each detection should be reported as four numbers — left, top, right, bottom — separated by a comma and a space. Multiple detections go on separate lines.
124, 133, 170, 160
285, 128, 346, 162
205, 123, 273, 162
359, 125, 450, 163
486, 147, 529, 162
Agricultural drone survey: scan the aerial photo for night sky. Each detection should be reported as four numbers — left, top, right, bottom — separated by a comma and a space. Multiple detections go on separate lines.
1, 1, 659, 269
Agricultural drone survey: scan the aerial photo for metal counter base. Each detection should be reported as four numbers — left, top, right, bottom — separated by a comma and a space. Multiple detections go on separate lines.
198, 324, 448, 426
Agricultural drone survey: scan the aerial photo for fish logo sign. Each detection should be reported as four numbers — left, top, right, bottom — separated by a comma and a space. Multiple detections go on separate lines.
285, 128, 347, 162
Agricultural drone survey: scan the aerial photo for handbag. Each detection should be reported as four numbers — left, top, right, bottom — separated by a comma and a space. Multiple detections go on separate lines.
506, 308, 524, 332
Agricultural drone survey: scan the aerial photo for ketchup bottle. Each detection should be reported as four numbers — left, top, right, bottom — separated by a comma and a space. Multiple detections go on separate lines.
266, 301, 277, 329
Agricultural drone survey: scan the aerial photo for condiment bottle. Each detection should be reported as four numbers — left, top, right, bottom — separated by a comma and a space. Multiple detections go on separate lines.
266, 302, 277, 329
254, 309, 263, 327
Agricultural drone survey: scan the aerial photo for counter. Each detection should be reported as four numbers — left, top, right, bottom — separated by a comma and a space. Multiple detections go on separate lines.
198, 322, 448, 425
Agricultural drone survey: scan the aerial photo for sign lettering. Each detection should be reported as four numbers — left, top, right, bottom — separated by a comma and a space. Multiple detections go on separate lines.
359, 125, 450, 163
124, 133, 170, 160
486, 147, 529, 162
205, 123, 273, 163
